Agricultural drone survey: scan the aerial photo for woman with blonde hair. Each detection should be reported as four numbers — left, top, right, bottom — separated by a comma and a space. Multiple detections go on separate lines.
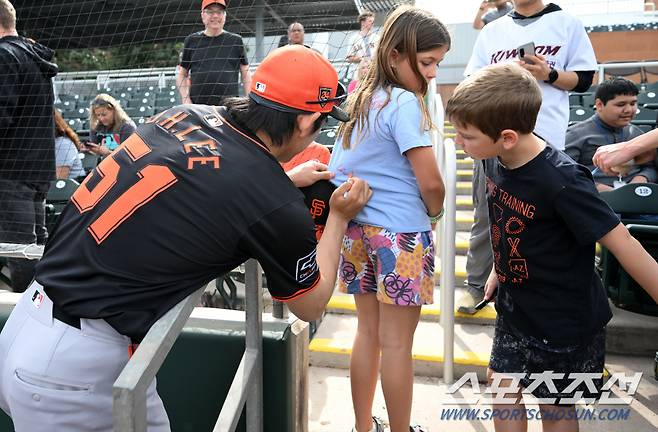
53, 109, 85, 180
86, 93, 136, 157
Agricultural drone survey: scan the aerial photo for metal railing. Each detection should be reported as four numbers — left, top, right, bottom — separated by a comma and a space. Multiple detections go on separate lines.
0, 243, 265, 432
114, 259, 264, 432
427, 80, 458, 385
597, 60, 658, 83
113, 285, 206, 430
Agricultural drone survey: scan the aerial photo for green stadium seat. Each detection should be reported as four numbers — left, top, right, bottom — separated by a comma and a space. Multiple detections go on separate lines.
569, 107, 594, 123
568, 93, 582, 107
637, 124, 655, 134
45, 178, 80, 233
80, 152, 100, 174
599, 184, 658, 316
581, 93, 596, 107
66, 118, 83, 131
632, 107, 658, 126
136, 106, 155, 117
638, 90, 657, 106
316, 127, 338, 146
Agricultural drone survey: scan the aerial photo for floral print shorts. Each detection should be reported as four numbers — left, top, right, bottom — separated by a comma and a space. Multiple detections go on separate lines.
337, 221, 435, 306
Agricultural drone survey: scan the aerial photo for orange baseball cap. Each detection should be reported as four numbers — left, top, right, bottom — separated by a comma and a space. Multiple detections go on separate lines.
250, 45, 349, 122
202, 0, 226, 9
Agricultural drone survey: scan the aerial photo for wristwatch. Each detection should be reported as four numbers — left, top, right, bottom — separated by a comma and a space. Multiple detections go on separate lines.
544, 68, 559, 84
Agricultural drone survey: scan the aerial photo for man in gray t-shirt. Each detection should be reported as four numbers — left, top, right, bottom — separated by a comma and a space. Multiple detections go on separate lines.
473, 0, 512, 30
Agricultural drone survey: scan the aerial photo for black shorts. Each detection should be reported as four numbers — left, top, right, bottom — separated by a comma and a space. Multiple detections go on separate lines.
489, 316, 606, 406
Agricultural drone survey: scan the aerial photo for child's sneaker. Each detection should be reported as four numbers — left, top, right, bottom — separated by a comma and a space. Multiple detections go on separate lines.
410, 424, 427, 432
351, 416, 385, 432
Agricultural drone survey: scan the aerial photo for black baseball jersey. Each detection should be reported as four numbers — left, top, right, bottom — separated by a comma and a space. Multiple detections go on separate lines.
36, 105, 320, 341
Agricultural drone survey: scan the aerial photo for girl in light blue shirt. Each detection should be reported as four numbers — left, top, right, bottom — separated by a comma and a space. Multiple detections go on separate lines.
328, 6, 450, 432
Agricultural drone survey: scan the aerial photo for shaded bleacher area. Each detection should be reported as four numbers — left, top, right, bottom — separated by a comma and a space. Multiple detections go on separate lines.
55, 83, 182, 140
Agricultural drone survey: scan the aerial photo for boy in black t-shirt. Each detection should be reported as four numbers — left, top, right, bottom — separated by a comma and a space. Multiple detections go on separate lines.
446, 62, 658, 432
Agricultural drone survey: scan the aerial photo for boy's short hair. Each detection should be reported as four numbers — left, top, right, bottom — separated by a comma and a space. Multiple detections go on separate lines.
595, 77, 639, 105
0, 0, 16, 30
446, 63, 542, 141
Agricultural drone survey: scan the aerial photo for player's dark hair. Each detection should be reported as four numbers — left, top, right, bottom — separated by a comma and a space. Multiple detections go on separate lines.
224, 97, 325, 147
595, 77, 639, 105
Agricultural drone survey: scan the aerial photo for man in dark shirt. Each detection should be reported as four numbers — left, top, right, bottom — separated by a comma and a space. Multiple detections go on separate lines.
0, 0, 58, 293
177, 0, 251, 105
0, 45, 370, 431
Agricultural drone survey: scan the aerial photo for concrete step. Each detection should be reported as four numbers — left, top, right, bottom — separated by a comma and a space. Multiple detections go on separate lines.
455, 210, 474, 232
326, 287, 497, 325
310, 313, 492, 380
456, 181, 472, 195
456, 159, 473, 169
457, 169, 473, 182
606, 302, 658, 355
456, 195, 474, 211
436, 254, 467, 286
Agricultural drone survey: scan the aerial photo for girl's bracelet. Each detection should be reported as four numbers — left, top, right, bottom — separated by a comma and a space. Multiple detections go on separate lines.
428, 208, 445, 224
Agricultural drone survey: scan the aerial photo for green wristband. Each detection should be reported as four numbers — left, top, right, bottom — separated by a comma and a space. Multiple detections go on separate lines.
429, 208, 445, 224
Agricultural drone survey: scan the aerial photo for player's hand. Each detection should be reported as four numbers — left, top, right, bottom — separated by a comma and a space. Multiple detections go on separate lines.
592, 142, 635, 175
287, 160, 334, 188
518, 53, 551, 81
329, 177, 372, 221
479, 1, 489, 11
484, 270, 498, 303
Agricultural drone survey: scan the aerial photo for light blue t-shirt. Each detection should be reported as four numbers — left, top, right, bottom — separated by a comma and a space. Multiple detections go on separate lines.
329, 87, 433, 232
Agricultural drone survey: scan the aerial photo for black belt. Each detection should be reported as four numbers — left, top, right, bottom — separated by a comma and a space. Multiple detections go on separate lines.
52, 303, 81, 329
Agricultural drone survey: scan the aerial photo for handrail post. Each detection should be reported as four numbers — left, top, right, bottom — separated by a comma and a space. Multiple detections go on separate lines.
245, 259, 263, 432
428, 80, 457, 385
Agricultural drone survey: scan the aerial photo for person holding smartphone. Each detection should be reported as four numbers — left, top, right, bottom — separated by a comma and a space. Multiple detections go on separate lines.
87, 93, 136, 157
458, 0, 598, 315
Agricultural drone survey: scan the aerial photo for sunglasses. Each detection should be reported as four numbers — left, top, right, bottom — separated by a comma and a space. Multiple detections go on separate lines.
92, 100, 114, 108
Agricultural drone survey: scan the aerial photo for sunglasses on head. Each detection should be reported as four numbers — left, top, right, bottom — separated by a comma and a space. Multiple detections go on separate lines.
93, 100, 113, 108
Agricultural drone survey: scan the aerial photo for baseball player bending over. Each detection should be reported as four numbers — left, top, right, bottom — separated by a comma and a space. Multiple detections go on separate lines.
0, 45, 371, 431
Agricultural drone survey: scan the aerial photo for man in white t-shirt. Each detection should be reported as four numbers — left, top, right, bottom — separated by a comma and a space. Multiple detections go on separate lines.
346, 10, 378, 77
458, 0, 598, 313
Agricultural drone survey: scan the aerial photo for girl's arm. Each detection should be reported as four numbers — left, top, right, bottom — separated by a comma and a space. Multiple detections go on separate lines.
405, 146, 445, 217
599, 223, 658, 303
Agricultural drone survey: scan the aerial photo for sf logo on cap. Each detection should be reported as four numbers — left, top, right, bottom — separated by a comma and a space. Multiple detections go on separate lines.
318, 87, 332, 107
255, 82, 267, 93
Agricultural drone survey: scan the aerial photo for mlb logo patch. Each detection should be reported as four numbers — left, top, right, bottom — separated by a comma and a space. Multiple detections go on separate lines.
255, 82, 267, 93
203, 113, 223, 128
31, 290, 44, 309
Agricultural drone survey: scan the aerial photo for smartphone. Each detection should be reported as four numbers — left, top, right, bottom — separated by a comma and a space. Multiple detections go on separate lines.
85, 141, 100, 147
475, 288, 497, 310
517, 42, 536, 65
